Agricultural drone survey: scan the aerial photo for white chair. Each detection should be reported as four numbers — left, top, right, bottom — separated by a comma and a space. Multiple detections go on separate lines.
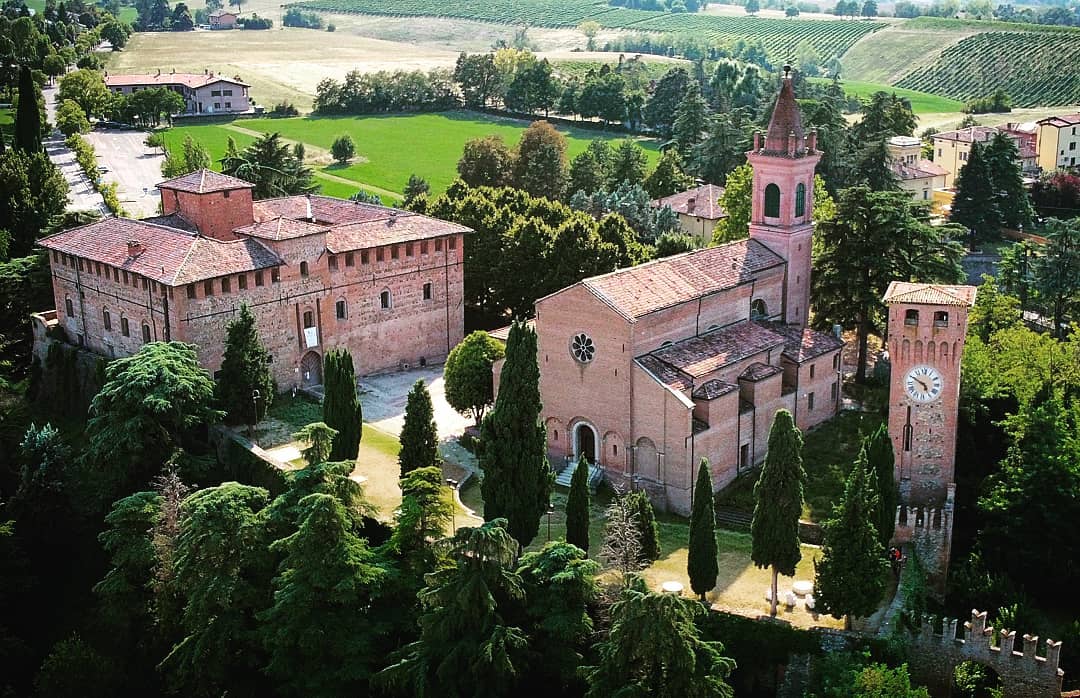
805, 595, 816, 611
784, 591, 797, 609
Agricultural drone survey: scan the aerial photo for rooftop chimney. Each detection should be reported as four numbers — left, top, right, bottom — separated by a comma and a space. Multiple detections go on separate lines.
686, 196, 696, 213
127, 240, 145, 258
305, 194, 313, 223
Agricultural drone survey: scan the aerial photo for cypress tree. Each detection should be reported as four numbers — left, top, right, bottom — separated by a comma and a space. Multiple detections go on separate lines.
951, 141, 1000, 245
814, 448, 887, 629
864, 423, 898, 549
750, 409, 806, 617
687, 458, 719, 602
15, 65, 41, 154
398, 379, 439, 478
627, 490, 661, 563
216, 304, 273, 426
565, 453, 590, 553
479, 320, 552, 547
322, 349, 362, 462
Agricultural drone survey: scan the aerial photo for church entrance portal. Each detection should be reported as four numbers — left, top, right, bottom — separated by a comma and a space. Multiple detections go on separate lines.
574, 422, 598, 464
300, 351, 322, 388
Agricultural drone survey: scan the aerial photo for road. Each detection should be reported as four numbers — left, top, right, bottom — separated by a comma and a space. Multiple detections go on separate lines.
42, 87, 107, 215
84, 129, 166, 218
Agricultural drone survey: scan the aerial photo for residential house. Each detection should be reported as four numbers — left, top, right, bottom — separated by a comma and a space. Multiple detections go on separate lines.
105, 71, 252, 115
208, 9, 238, 28
1036, 113, 1080, 170
651, 183, 727, 244
888, 135, 948, 203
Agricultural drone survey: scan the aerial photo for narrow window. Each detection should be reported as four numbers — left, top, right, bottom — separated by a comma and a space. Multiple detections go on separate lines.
420, 240, 428, 254
764, 183, 781, 218
255, 270, 264, 287
223, 189, 231, 198
406, 243, 413, 257
376, 248, 384, 262
809, 364, 815, 379
423, 282, 432, 301
448, 236, 457, 250
121, 317, 130, 337
221, 276, 230, 293
328, 255, 338, 270
346, 252, 355, 267
391, 246, 399, 260
77, 258, 83, 271
831, 381, 838, 402
204, 280, 214, 296
380, 290, 391, 309
833, 353, 840, 370
934, 311, 949, 327
303, 310, 314, 328
435, 239, 443, 252
904, 309, 919, 326
65, 297, 73, 316
271, 267, 280, 283
300, 261, 309, 277
103, 309, 111, 330
807, 392, 815, 411
142, 323, 151, 343
336, 299, 347, 319
362, 250, 370, 264
113, 268, 119, 282
237, 274, 247, 290
795, 182, 806, 218
123, 271, 129, 285
52, 251, 58, 263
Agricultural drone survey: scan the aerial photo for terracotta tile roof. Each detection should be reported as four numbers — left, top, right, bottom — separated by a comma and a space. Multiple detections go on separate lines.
891, 159, 948, 181
158, 169, 253, 194
646, 321, 787, 378
209, 9, 236, 16
580, 239, 784, 320
757, 322, 845, 363
763, 76, 805, 154
635, 355, 693, 394
883, 282, 977, 307
1038, 113, 1080, 127
142, 213, 199, 233
739, 361, 783, 382
487, 320, 534, 343
37, 217, 281, 286
105, 73, 249, 89
234, 216, 330, 241
693, 379, 739, 400
652, 183, 727, 220
932, 126, 998, 144
254, 196, 395, 226
326, 215, 471, 253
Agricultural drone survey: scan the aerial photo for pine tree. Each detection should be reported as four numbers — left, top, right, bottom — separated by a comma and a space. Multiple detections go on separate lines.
750, 409, 806, 617
643, 149, 694, 199
984, 132, 1034, 231
322, 349, 362, 462
15, 65, 41, 153
687, 458, 719, 602
951, 141, 1001, 245
814, 452, 886, 628
216, 304, 273, 426
398, 379, 439, 478
627, 490, 661, 563
672, 83, 709, 159
864, 424, 898, 549
565, 453, 591, 553
403, 174, 430, 208
479, 320, 552, 547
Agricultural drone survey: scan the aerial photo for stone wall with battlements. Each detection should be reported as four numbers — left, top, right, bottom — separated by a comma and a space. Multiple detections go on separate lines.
892, 483, 955, 598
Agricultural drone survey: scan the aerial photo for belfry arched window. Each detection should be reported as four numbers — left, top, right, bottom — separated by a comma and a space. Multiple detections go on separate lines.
764, 183, 781, 218
795, 182, 806, 218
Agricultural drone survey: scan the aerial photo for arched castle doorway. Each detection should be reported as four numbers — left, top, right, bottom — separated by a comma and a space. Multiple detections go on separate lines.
573, 422, 599, 464
300, 351, 322, 388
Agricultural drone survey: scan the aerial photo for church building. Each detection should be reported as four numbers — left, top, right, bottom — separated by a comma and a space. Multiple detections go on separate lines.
35, 170, 468, 390
532, 73, 844, 515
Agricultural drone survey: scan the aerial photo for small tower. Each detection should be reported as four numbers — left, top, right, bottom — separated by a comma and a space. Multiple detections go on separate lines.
746, 66, 821, 328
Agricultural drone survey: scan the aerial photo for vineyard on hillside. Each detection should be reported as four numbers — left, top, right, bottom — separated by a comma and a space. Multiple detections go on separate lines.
896, 31, 1080, 107
286, 0, 883, 61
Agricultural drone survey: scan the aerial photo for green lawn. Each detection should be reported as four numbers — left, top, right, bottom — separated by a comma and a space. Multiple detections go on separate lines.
161, 122, 257, 164
811, 77, 964, 114
716, 410, 886, 523
166, 111, 660, 197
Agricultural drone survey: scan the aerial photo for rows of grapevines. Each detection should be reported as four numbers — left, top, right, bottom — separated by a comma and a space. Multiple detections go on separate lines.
286, 0, 883, 60
896, 31, 1080, 106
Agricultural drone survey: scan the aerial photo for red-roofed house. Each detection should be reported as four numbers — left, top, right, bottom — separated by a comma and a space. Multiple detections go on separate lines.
208, 8, 238, 28
105, 71, 251, 115
35, 170, 468, 389
651, 183, 727, 243
528, 73, 843, 514
887, 136, 948, 203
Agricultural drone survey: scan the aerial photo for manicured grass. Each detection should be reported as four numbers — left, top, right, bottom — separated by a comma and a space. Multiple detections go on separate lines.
810, 77, 963, 114
161, 122, 257, 166
716, 410, 886, 523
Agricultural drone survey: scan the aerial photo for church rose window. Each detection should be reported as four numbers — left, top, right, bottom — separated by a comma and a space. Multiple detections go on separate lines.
764, 183, 781, 218
570, 333, 595, 363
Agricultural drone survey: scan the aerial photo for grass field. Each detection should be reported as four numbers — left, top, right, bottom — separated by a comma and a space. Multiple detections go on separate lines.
840, 23, 979, 85
810, 77, 963, 114
166, 111, 660, 196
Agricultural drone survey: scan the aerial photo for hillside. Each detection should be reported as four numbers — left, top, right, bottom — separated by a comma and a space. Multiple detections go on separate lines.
285, 0, 884, 61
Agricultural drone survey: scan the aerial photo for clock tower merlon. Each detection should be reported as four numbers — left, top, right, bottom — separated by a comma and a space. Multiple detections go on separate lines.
883, 282, 976, 508
746, 66, 821, 329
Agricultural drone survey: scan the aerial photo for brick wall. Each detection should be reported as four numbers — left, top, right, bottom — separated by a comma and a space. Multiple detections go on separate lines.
162, 188, 254, 241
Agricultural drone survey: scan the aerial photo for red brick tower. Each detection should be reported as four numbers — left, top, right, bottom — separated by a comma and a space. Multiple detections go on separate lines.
747, 67, 821, 328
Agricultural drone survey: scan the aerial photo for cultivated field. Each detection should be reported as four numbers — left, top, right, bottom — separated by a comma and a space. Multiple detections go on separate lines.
840, 22, 982, 84
810, 78, 963, 114
165, 111, 661, 197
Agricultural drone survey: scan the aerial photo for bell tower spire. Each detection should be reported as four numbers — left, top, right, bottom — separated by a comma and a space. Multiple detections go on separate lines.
747, 66, 821, 328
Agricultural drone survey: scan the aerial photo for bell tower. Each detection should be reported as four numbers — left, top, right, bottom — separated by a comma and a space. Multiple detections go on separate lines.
747, 66, 821, 328
883, 282, 976, 507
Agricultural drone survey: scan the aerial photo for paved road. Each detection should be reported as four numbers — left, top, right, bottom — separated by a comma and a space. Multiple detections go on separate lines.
84, 129, 166, 218
42, 87, 107, 215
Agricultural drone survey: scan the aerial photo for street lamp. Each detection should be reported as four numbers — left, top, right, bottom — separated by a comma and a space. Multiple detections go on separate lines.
446, 478, 459, 535
250, 389, 261, 438
546, 501, 555, 542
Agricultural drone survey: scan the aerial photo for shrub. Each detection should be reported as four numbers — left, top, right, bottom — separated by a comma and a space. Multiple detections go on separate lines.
327, 22, 336, 31
270, 101, 299, 117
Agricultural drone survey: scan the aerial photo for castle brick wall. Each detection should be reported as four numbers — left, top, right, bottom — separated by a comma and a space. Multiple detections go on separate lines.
162, 187, 254, 241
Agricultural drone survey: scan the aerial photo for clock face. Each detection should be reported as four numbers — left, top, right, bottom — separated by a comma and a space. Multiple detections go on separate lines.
905, 365, 944, 403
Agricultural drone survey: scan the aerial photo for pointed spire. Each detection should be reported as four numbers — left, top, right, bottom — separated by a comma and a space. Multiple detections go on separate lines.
763, 65, 806, 155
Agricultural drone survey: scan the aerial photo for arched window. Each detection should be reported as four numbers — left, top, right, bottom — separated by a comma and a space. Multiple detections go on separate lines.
905, 309, 919, 326
764, 183, 781, 218
142, 323, 151, 343
102, 308, 112, 331
795, 182, 806, 218
299, 261, 309, 277
335, 299, 347, 320
751, 298, 768, 320
65, 297, 74, 317
380, 289, 392, 310
934, 311, 949, 327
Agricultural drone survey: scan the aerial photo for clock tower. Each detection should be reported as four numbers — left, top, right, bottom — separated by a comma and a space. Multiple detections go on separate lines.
883, 282, 977, 507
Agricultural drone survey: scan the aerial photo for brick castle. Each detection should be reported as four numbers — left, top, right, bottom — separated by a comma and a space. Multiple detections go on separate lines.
36, 169, 468, 389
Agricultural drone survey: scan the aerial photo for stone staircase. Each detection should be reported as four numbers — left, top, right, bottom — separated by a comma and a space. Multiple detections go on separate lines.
553, 459, 604, 491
